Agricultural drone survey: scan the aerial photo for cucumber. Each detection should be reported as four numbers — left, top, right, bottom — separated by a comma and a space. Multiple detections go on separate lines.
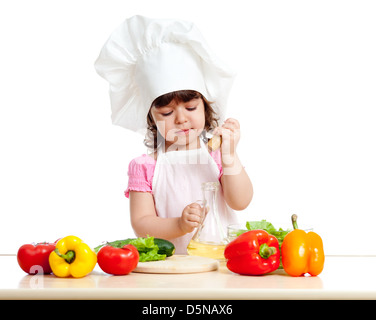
154, 238, 175, 257
94, 237, 175, 257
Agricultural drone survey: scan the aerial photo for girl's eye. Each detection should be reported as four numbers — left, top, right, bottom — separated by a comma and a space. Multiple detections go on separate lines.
161, 111, 173, 117
186, 107, 197, 111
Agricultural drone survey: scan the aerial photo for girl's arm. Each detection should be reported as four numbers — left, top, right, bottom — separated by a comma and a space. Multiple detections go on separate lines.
215, 118, 253, 211
220, 153, 253, 211
129, 191, 201, 239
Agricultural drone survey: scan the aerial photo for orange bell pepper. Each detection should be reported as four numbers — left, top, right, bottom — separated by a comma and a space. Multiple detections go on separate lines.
281, 215, 325, 277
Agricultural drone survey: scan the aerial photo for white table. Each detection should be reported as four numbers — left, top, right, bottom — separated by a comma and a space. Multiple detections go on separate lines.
1, 255, 375, 300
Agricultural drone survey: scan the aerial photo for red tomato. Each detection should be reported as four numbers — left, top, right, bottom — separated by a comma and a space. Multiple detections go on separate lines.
17, 242, 56, 274
97, 244, 139, 275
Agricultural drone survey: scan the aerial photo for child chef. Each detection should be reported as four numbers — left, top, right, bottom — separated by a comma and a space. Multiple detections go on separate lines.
95, 15, 253, 254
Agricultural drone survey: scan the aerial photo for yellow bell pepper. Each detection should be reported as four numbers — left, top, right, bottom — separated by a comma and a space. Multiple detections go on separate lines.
49, 235, 97, 278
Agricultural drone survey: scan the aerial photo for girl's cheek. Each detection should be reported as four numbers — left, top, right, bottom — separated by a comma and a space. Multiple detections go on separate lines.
155, 119, 167, 137
166, 129, 177, 142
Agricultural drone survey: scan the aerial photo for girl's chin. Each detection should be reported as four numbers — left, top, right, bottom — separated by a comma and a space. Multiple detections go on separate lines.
165, 136, 201, 150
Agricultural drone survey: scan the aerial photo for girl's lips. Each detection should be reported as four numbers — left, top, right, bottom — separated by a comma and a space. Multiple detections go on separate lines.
176, 129, 191, 135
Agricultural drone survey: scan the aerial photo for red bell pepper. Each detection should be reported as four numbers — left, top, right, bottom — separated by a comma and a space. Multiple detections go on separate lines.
17, 242, 56, 274
224, 230, 280, 275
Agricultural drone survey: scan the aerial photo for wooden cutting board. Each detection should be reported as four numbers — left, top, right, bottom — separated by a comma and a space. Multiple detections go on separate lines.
133, 255, 219, 274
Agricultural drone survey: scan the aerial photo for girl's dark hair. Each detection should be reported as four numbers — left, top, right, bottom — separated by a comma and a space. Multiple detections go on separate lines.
144, 90, 218, 150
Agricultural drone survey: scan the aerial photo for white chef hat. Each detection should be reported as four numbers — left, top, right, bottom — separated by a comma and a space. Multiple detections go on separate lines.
94, 15, 236, 134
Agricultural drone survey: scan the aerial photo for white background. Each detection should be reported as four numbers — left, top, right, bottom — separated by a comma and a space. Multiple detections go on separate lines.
1, 0, 375, 255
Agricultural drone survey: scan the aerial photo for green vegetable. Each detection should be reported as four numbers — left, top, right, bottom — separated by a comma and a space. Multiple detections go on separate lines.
153, 238, 175, 257
246, 220, 290, 246
246, 220, 276, 234
94, 236, 174, 262
127, 236, 166, 262
245, 220, 289, 243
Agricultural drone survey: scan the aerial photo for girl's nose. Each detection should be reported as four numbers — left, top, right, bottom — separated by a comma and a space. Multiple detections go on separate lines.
175, 108, 188, 124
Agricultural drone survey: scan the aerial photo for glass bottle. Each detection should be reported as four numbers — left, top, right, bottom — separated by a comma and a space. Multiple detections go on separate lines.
187, 182, 228, 260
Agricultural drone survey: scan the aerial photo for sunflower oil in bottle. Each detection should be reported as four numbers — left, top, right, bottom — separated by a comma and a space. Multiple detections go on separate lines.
187, 182, 228, 260
187, 239, 226, 260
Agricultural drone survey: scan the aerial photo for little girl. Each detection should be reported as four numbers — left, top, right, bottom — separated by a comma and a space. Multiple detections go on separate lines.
95, 16, 253, 254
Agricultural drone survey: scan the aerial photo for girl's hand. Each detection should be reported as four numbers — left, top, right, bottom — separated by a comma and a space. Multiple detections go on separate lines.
213, 118, 241, 160
178, 203, 204, 234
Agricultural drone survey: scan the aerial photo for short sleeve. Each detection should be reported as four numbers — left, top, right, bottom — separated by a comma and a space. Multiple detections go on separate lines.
209, 149, 223, 179
124, 154, 156, 198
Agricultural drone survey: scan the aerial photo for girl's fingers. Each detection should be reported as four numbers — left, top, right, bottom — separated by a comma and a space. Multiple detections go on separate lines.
188, 203, 201, 209
215, 127, 232, 139
185, 205, 203, 222
213, 119, 240, 134
223, 118, 240, 129
188, 215, 201, 224
213, 126, 230, 136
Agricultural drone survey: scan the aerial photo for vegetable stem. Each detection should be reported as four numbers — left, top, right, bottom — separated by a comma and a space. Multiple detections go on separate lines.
54, 248, 75, 264
259, 243, 277, 259
291, 214, 299, 230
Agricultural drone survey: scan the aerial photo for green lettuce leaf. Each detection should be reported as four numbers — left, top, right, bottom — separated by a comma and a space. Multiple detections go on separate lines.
246, 219, 291, 246
126, 236, 166, 262
246, 220, 277, 234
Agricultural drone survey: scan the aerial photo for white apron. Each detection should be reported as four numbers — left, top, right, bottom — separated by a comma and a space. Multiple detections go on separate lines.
152, 139, 238, 254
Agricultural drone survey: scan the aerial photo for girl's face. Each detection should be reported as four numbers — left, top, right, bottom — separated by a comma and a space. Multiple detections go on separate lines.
150, 97, 206, 150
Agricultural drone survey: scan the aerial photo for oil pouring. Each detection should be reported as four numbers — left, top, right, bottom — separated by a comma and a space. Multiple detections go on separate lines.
187, 182, 229, 260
